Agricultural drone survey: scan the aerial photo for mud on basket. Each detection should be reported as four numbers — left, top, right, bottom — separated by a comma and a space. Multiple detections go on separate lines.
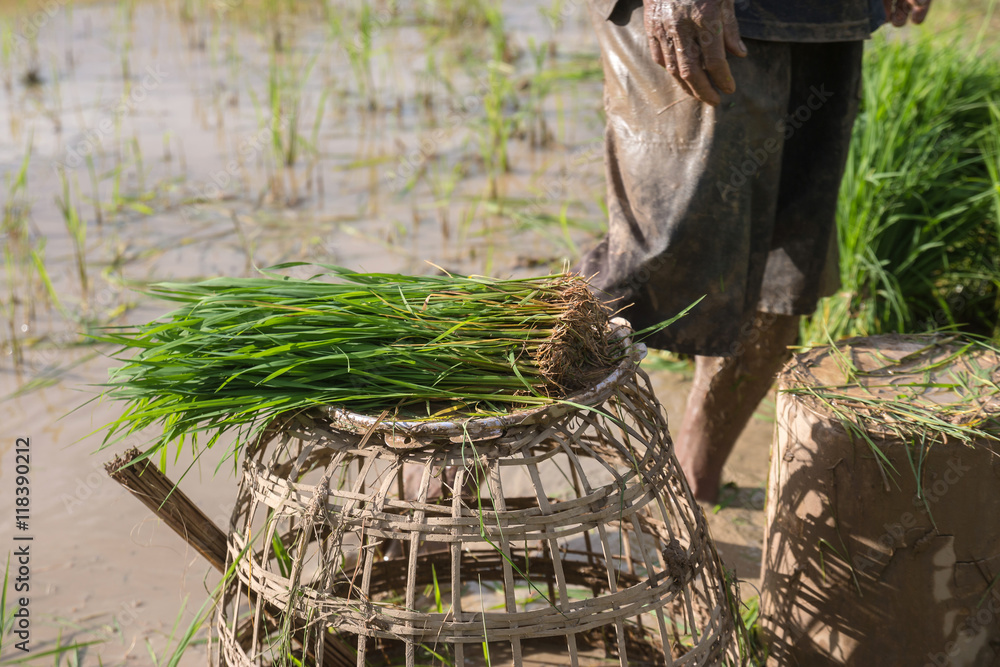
216, 339, 742, 667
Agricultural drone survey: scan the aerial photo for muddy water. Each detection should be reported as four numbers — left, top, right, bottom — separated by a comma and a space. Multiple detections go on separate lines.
0, 1, 770, 663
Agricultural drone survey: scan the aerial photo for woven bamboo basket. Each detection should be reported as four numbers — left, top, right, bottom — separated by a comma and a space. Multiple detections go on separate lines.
215, 327, 741, 667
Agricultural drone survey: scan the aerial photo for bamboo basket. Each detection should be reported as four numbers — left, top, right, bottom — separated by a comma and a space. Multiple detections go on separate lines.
215, 326, 741, 667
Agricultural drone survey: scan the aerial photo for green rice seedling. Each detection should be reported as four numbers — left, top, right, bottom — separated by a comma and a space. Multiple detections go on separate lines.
29, 237, 63, 316
481, 197, 605, 260
802, 31, 1000, 344
425, 161, 465, 240
230, 212, 254, 275
155, 571, 236, 667
84, 154, 103, 226
987, 102, 1000, 241
162, 131, 173, 164
723, 572, 767, 666
523, 37, 554, 148
479, 578, 492, 666
415, 51, 439, 109
478, 61, 515, 200
1, 20, 14, 92
178, 0, 195, 23
0, 553, 13, 652
326, 0, 378, 110
55, 168, 89, 306
431, 564, 444, 614
12, 10, 41, 87
539, 0, 568, 33
247, 32, 321, 204
116, 0, 135, 84
417, 644, 454, 666
528, 53, 603, 89
108, 161, 125, 215
94, 269, 612, 453
738, 595, 769, 666
2, 349, 100, 402
131, 135, 145, 197
93, 266, 695, 465
302, 87, 330, 189
477, 3, 516, 199
2, 137, 31, 236
264, 0, 284, 53
416, 0, 493, 34
641, 348, 691, 374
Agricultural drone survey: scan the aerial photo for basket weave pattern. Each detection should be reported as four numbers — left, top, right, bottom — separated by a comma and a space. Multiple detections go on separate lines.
216, 363, 739, 666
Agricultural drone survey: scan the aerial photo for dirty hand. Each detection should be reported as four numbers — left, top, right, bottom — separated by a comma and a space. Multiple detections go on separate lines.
644, 0, 747, 106
883, 0, 932, 26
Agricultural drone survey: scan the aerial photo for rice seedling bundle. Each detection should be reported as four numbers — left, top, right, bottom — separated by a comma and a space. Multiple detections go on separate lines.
96, 265, 655, 460
802, 30, 1000, 344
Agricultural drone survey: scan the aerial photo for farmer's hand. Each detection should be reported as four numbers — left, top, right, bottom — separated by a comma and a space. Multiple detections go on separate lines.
883, 0, 932, 26
644, 0, 747, 106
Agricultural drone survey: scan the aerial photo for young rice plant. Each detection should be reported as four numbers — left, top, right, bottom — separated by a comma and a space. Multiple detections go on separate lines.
93, 265, 687, 466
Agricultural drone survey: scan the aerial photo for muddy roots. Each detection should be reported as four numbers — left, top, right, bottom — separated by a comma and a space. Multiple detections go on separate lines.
534, 278, 623, 394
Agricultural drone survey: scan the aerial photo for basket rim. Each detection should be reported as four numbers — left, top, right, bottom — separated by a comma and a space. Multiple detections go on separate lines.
319, 317, 646, 440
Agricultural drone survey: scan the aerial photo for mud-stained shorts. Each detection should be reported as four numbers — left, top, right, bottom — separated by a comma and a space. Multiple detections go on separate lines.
580, 1, 864, 357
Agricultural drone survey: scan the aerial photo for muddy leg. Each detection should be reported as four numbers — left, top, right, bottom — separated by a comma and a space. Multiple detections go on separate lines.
674, 313, 799, 502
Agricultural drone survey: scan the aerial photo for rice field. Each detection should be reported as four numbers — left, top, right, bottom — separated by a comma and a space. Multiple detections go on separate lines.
802, 20, 1000, 344
0, 0, 998, 664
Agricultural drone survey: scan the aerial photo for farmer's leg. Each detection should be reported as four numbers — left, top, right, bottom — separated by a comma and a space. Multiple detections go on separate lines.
674, 312, 799, 502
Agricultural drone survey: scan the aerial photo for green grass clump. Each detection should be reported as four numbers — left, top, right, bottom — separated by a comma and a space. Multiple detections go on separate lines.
95, 266, 632, 462
802, 30, 1000, 344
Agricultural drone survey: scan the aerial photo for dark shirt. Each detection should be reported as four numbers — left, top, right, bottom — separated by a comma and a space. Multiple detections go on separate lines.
602, 0, 886, 42
735, 0, 886, 41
